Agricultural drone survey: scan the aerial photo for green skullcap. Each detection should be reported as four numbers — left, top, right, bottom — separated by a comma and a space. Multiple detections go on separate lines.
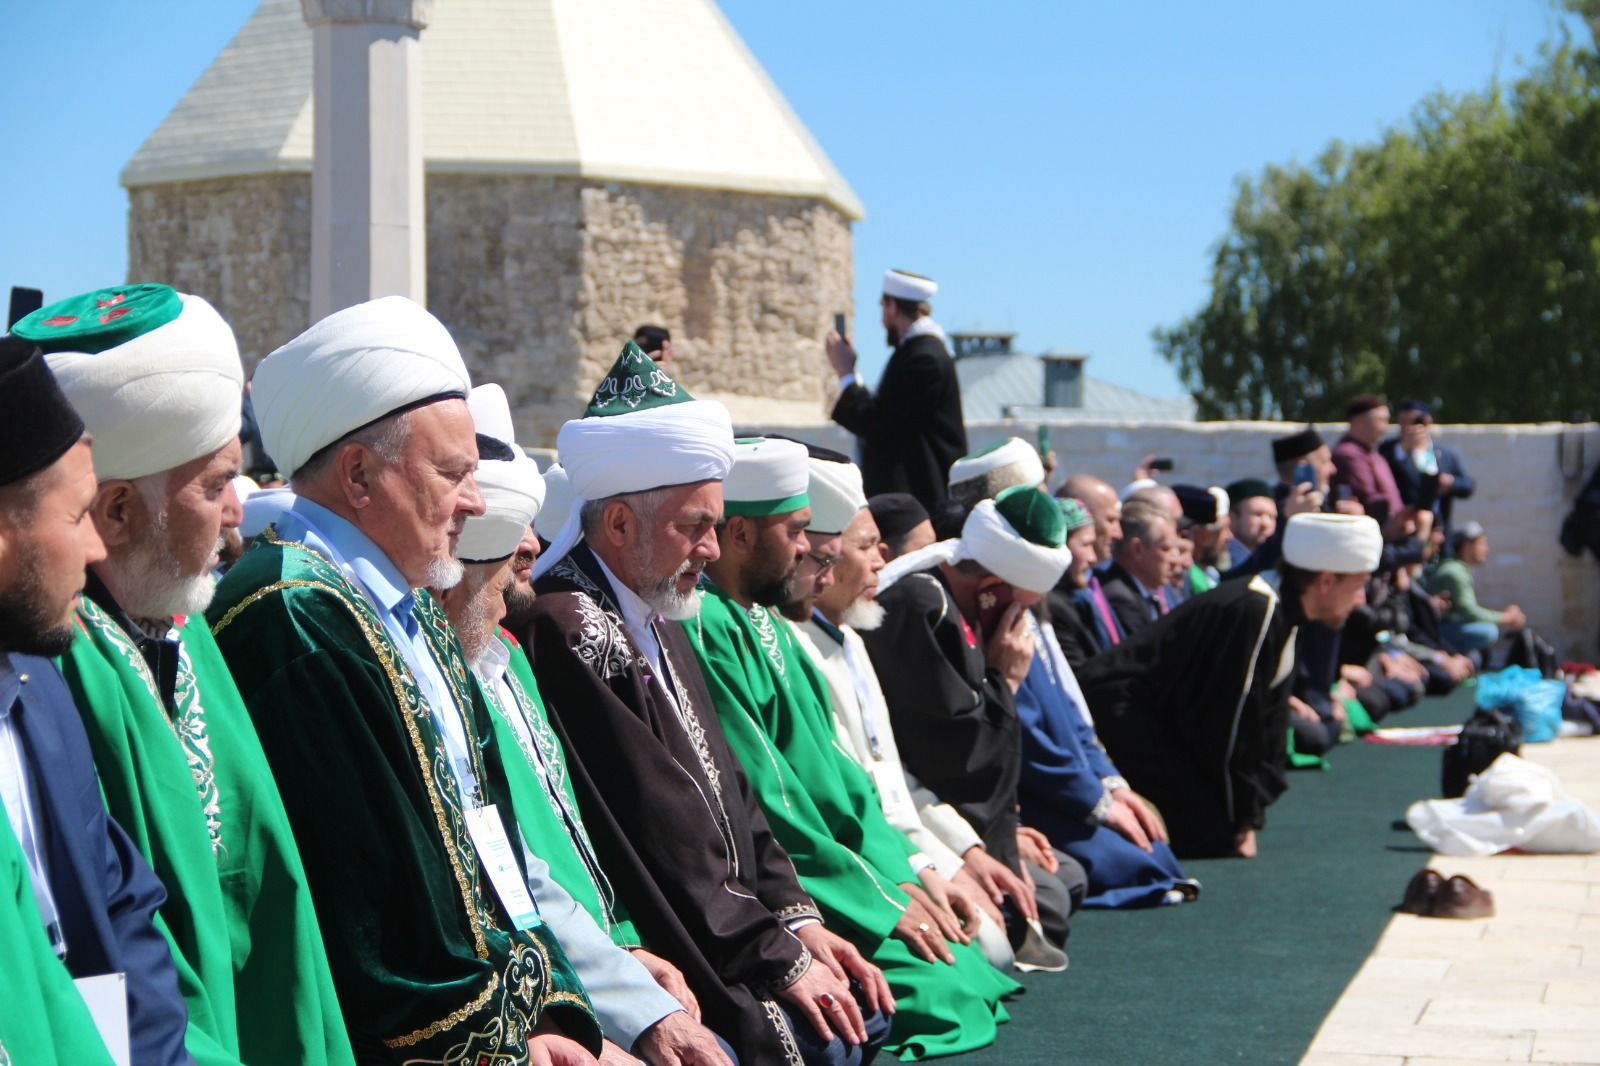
994, 484, 1065, 548
1226, 478, 1274, 504
586, 340, 694, 416
13, 284, 182, 354
1057, 496, 1093, 534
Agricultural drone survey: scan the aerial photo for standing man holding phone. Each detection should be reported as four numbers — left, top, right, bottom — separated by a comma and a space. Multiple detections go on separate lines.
825, 271, 966, 510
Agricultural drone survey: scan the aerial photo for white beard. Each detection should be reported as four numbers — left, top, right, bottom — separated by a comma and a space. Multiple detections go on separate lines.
116, 527, 220, 619
841, 597, 886, 632
425, 556, 465, 592
641, 558, 703, 621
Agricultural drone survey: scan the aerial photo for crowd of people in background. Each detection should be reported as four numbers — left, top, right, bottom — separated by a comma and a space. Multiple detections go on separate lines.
0, 268, 1536, 1065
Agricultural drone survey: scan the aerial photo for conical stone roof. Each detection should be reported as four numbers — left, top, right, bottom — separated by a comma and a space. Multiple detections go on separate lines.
122, 0, 863, 220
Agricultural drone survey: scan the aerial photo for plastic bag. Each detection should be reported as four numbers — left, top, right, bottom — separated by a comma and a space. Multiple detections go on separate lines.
1476, 666, 1566, 743
1406, 753, 1600, 857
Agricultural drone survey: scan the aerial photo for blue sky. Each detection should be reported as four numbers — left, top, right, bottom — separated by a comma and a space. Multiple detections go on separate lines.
0, 1, 1576, 396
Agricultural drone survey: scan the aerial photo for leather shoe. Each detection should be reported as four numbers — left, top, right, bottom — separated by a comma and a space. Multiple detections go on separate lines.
1396, 868, 1443, 915
1431, 874, 1494, 919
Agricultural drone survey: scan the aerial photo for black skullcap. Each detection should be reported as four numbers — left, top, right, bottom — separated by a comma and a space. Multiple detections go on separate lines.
1226, 477, 1273, 504
764, 433, 852, 464
867, 492, 929, 541
0, 335, 85, 486
1272, 425, 1324, 464
1172, 484, 1221, 526
1345, 393, 1386, 418
1396, 399, 1432, 418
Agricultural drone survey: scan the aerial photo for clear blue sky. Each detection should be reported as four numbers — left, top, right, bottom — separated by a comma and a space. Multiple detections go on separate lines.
0, 1, 1577, 396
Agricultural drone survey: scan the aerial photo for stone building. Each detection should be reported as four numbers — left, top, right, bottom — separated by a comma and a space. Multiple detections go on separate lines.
122, 0, 862, 443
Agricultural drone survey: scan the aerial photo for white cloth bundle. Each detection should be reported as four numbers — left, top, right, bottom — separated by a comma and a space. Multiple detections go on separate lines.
45, 294, 243, 481
1406, 753, 1600, 857
879, 498, 1071, 596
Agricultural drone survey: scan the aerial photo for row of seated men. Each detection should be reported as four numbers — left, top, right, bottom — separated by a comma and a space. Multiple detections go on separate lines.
0, 282, 1381, 1066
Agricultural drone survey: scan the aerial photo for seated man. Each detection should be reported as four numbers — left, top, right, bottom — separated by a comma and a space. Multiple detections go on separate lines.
1172, 484, 1232, 592
19, 285, 350, 1066
1048, 475, 1125, 661
525, 344, 887, 1066
1013, 499, 1198, 908
0, 338, 191, 1064
865, 494, 936, 561
1424, 521, 1526, 655
688, 439, 1016, 1059
869, 487, 1085, 960
436, 383, 732, 1066
1224, 479, 1277, 570
1098, 499, 1176, 637
210, 298, 600, 1063
1228, 426, 1334, 579
1078, 514, 1382, 858
945, 438, 1044, 512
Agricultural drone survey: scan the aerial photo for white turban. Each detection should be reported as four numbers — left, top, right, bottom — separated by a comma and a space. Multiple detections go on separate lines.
240, 486, 298, 538
253, 296, 471, 478
1283, 513, 1383, 574
724, 437, 811, 516
45, 294, 243, 481
457, 383, 545, 563
880, 496, 1072, 596
884, 269, 938, 302
806, 457, 866, 535
532, 345, 736, 578
947, 437, 1044, 494
535, 463, 574, 542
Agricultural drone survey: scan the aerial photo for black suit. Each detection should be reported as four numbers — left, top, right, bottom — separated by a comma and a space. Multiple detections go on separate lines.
1379, 437, 1475, 531
831, 331, 967, 508
1098, 562, 1162, 641
5, 653, 192, 1066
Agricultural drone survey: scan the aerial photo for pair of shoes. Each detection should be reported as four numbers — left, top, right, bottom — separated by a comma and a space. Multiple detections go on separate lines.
1011, 919, 1068, 973
1395, 868, 1495, 919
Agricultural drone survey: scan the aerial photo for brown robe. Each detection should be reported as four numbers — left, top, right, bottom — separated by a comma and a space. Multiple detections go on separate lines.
523, 544, 819, 1064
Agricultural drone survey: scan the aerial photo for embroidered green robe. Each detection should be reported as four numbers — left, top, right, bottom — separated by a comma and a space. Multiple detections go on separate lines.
58, 600, 243, 1066
0, 814, 114, 1066
687, 581, 1017, 1060
479, 630, 640, 950
208, 530, 599, 1063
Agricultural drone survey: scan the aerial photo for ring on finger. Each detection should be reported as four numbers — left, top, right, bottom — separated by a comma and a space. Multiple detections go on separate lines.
818, 992, 838, 1010
917, 922, 931, 934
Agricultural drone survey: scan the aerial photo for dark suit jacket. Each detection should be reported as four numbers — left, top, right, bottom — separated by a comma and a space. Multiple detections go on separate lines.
1378, 438, 1476, 530
9, 653, 192, 1066
1045, 582, 1106, 670
1098, 562, 1161, 641
831, 331, 967, 508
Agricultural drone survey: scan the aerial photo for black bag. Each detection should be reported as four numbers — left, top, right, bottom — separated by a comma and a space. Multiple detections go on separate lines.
1441, 708, 1523, 798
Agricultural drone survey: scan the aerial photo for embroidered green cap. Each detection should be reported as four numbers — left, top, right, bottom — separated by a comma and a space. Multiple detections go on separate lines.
12, 284, 183, 354
1056, 496, 1093, 534
586, 341, 694, 416
994, 484, 1066, 548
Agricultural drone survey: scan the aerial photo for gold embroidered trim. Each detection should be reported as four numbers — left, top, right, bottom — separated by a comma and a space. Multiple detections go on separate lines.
382, 973, 501, 1049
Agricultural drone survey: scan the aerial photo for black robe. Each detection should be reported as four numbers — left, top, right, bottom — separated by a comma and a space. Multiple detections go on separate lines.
1076, 575, 1302, 858
860, 569, 1021, 871
831, 331, 967, 508
523, 545, 819, 1065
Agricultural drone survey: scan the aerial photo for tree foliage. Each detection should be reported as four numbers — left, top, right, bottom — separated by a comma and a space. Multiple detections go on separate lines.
1156, 8, 1600, 421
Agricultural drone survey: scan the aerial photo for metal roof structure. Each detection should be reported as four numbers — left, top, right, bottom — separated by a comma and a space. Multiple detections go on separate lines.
954, 350, 1197, 422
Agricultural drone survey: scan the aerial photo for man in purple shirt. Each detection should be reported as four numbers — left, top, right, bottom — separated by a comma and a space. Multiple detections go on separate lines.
1332, 395, 1406, 524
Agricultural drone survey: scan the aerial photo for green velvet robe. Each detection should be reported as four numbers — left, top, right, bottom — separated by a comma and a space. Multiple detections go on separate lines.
478, 629, 639, 949
208, 528, 599, 1063
0, 814, 115, 1066
687, 581, 1017, 1060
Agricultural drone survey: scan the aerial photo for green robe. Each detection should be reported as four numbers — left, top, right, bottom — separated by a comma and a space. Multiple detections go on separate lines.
209, 527, 599, 1063
0, 814, 114, 1066
687, 581, 1017, 1060
479, 630, 640, 950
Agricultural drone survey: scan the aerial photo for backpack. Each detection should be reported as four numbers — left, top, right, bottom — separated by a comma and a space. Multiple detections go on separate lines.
1441, 708, 1523, 798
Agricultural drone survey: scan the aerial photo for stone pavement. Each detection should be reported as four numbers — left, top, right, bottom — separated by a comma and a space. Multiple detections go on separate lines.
1301, 735, 1600, 1066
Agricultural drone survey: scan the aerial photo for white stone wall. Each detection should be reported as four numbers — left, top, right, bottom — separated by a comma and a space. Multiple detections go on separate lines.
735, 417, 1600, 662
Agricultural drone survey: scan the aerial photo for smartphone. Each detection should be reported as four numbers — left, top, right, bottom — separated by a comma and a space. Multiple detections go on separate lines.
1037, 425, 1051, 458
833, 312, 848, 339
1416, 471, 1440, 510
1148, 457, 1174, 472
1292, 462, 1317, 488
976, 584, 1015, 636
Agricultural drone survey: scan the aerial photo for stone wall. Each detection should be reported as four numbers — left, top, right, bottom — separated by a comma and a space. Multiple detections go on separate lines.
126, 174, 312, 368
127, 172, 852, 447
737, 417, 1600, 662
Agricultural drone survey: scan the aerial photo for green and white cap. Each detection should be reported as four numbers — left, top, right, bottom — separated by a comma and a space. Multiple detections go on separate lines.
536, 341, 735, 577
14, 283, 243, 481
947, 436, 1044, 495
880, 484, 1072, 595
723, 437, 811, 516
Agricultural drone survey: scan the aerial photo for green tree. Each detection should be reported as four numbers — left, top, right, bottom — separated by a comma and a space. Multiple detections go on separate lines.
1157, 11, 1600, 421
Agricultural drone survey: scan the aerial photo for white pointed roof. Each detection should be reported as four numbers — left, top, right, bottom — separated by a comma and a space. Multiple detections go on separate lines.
122, 0, 863, 219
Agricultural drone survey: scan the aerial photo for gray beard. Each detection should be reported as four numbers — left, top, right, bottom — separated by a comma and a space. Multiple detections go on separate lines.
841, 597, 886, 631
455, 590, 498, 664
115, 520, 221, 619
640, 558, 703, 621
425, 556, 465, 592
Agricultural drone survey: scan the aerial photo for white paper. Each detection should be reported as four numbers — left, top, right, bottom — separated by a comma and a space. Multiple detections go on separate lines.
74, 972, 130, 1066
464, 804, 542, 931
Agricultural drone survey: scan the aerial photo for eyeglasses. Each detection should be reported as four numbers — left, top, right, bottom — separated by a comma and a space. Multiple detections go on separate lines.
805, 549, 844, 573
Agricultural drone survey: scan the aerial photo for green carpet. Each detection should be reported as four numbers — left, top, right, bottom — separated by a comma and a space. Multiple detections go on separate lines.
947, 687, 1480, 1065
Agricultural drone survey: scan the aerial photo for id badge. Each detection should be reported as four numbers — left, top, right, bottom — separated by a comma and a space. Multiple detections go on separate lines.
464, 805, 542, 931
